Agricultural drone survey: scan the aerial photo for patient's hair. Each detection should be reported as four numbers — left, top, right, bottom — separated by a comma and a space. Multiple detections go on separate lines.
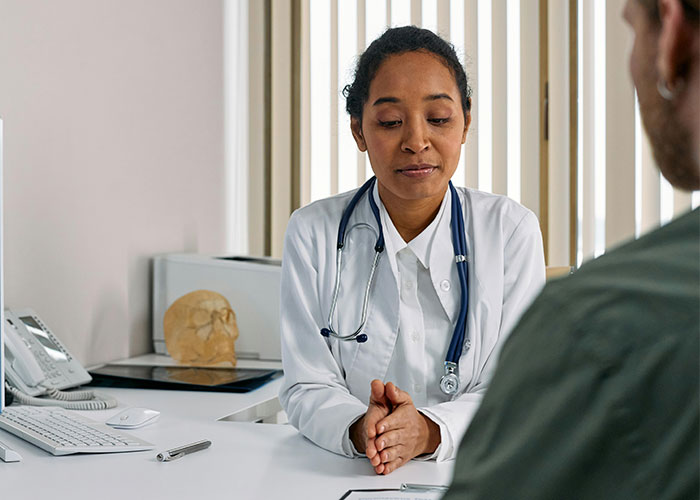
342, 26, 471, 122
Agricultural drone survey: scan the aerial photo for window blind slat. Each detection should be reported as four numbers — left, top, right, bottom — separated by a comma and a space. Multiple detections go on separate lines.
390, 0, 411, 26
673, 189, 693, 216
437, 0, 450, 37
411, 0, 421, 26
464, 0, 479, 189
330, 0, 339, 195
604, 0, 636, 248
357, 0, 367, 185
309, 0, 331, 200
491, 0, 508, 196
639, 131, 660, 234
548, 0, 570, 265
519, 0, 540, 216
300, 0, 312, 206
580, 0, 596, 262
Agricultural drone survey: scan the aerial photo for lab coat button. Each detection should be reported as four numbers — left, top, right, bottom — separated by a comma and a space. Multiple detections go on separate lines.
413, 384, 422, 393
404, 280, 414, 290
411, 331, 420, 342
440, 279, 451, 292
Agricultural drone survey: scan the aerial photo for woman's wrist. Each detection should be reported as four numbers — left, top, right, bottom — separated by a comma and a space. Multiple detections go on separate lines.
349, 417, 366, 453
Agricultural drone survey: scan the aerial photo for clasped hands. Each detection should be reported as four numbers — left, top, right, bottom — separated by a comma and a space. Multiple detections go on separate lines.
349, 379, 441, 475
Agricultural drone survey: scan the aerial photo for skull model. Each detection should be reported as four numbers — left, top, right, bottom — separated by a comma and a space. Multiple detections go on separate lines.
163, 290, 239, 366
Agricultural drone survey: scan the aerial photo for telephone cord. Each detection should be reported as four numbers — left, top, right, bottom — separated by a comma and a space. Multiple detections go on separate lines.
5, 383, 117, 411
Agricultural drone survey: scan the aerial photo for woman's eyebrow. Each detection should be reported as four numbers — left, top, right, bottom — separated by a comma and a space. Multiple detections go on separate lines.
372, 93, 454, 106
372, 96, 399, 106
425, 93, 454, 102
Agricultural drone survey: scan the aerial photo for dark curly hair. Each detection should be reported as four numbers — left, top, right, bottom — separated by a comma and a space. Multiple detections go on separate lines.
342, 26, 471, 123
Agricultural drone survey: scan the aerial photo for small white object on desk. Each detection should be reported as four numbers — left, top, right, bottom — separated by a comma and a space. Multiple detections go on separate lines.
106, 408, 160, 429
0, 438, 22, 462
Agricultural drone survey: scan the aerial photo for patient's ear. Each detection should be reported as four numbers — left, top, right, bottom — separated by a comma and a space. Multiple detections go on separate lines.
657, 0, 695, 89
350, 117, 367, 152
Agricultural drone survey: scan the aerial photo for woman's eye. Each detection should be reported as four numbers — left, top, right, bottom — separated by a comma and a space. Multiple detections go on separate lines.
379, 120, 401, 128
428, 117, 450, 125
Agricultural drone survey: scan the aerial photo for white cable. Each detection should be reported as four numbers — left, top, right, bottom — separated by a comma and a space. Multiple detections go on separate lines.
5, 383, 117, 410
43, 387, 100, 401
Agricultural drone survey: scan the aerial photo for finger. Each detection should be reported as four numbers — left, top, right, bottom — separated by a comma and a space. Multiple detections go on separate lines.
379, 444, 404, 464
365, 437, 379, 462
373, 462, 386, 475
380, 456, 405, 475
367, 446, 382, 467
384, 382, 412, 407
375, 409, 406, 435
375, 429, 401, 452
365, 404, 388, 439
369, 379, 386, 404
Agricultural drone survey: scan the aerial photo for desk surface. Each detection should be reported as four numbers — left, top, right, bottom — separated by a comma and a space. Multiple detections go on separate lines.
2, 376, 454, 499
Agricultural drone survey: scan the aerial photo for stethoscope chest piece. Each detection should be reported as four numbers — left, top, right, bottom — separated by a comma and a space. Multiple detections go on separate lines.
439, 361, 460, 395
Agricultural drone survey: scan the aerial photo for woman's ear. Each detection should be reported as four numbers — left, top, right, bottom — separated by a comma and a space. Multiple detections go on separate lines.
462, 104, 472, 144
351, 116, 367, 152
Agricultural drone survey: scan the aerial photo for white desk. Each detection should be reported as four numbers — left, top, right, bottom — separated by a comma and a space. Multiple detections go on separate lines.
2, 363, 454, 499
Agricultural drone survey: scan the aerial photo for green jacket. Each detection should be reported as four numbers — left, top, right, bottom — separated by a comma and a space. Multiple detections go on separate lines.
445, 209, 699, 500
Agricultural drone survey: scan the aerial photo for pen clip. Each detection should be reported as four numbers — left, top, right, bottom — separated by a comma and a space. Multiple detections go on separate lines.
166, 452, 185, 462
157, 451, 185, 462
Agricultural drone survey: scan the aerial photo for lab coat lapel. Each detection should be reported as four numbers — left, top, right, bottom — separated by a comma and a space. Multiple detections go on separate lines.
456, 188, 487, 389
431, 189, 460, 324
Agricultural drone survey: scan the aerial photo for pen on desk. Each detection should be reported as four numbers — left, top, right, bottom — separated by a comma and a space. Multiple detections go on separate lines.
157, 439, 211, 462
400, 483, 449, 492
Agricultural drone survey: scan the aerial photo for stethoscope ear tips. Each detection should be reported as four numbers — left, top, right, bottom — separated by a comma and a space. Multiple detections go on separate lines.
355, 334, 368, 343
320, 328, 331, 337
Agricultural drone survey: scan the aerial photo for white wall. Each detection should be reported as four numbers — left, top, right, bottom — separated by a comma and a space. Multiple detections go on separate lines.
0, 0, 227, 366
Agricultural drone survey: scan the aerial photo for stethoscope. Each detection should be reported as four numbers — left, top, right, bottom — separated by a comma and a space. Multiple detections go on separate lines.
319, 176, 470, 396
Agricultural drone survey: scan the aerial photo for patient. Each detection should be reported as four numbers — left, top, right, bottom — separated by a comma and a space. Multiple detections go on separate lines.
444, 0, 699, 497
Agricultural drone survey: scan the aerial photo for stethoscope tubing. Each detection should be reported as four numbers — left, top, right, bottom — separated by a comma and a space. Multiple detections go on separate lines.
321, 176, 471, 395
322, 177, 384, 343
446, 183, 469, 364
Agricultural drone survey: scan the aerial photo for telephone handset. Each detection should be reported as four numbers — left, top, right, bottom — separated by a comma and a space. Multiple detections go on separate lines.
3, 308, 115, 410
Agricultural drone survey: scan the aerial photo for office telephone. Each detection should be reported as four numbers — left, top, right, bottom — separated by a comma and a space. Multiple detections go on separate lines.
3, 308, 116, 410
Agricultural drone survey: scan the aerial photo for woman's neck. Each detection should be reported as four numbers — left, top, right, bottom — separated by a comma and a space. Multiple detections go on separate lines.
377, 183, 446, 243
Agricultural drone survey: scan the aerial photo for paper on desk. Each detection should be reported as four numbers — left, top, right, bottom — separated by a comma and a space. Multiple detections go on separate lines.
340, 489, 444, 500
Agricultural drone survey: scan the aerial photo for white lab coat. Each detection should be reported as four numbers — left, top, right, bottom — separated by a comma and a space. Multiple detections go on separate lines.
279, 185, 545, 461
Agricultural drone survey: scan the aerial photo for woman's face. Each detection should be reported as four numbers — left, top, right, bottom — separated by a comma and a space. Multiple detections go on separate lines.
351, 50, 470, 207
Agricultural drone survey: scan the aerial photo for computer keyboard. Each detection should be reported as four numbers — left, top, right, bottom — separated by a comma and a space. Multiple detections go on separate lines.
0, 405, 154, 456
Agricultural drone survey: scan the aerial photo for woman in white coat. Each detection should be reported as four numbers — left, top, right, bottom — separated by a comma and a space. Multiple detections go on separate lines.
279, 26, 545, 475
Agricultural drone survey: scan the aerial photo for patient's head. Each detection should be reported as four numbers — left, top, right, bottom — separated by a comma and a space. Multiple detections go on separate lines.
625, 0, 699, 190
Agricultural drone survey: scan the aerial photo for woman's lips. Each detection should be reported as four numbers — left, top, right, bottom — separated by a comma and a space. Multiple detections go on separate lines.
396, 164, 437, 178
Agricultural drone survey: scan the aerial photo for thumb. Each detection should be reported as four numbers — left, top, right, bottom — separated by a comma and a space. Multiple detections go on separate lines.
369, 379, 388, 406
385, 382, 412, 407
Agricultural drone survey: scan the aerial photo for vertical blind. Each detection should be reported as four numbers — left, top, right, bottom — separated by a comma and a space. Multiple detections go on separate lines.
288, 0, 699, 264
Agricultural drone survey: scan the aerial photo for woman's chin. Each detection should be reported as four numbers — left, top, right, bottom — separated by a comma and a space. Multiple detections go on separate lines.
384, 179, 449, 204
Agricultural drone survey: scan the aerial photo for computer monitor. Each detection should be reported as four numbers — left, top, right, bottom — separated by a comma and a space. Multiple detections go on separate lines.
0, 117, 4, 412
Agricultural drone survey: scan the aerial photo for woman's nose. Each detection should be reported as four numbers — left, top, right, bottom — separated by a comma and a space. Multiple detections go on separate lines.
401, 119, 430, 153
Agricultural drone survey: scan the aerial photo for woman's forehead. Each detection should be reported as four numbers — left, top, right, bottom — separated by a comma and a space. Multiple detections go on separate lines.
368, 51, 459, 101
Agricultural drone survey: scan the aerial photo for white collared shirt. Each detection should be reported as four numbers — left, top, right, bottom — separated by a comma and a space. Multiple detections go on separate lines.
377, 187, 457, 458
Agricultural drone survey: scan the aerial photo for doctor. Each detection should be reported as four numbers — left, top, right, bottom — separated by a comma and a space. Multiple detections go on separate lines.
280, 26, 545, 475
